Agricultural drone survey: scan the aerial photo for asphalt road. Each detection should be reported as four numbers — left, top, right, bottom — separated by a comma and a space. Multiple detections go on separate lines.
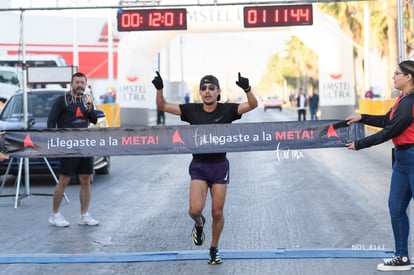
0, 105, 409, 274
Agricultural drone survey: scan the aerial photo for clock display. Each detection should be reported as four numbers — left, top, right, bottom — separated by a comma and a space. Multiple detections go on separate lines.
117, 8, 187, 31
244, 4, 313, 28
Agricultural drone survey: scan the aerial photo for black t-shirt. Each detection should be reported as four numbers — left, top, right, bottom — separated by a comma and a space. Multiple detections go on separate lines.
179, 103, 241, 160
47, 93, 97, 129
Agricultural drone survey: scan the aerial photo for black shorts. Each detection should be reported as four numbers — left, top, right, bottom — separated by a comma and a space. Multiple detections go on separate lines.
189, 157, 229, 185
59, 157, 94, 176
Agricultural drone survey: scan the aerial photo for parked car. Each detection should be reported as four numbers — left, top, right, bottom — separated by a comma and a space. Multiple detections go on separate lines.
0, 66, 21, 108
0, 88, 110, 177
263, 97, 284, 111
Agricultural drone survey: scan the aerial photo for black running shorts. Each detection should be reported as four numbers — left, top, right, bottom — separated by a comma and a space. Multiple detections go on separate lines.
189, 157, 229, 185
59, 157, 94, 176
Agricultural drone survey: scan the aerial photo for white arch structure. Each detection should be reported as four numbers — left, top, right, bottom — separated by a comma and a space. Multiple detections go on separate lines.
117, 5, 355, 126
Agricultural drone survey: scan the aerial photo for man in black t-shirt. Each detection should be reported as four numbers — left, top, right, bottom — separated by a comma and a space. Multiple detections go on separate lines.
309, 90, 319, 121
47, 72, 99, 228
152, 72, 258, 265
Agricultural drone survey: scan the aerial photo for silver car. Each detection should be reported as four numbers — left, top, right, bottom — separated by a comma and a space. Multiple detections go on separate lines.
0, 88, 110, 177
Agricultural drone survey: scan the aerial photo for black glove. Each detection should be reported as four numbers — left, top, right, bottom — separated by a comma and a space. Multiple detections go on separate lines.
152, 71, 164, 90
236, 72, 251, 92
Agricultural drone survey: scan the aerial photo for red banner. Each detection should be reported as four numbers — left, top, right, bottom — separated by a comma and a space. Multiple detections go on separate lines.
0, 120, 364, 158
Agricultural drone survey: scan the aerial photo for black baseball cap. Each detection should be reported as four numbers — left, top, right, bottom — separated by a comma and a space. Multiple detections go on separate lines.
199, 75, 220, 89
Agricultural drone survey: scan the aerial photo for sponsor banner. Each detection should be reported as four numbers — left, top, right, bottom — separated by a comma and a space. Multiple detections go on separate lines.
319, 67, 356, 106
318, 38, 355, 106
0, 120, 364, 158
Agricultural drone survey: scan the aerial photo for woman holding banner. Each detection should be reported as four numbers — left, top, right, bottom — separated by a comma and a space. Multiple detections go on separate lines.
346, 60, 414, 271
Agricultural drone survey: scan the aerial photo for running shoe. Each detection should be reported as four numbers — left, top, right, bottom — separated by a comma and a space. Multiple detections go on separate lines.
78, 212, 100, 226
208, 247, 222, 265
377, 256, 411, 271
48, 212, 70, 227
191, 214, 205, 246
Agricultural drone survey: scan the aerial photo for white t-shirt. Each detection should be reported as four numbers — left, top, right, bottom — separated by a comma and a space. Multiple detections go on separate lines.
297, 94, 307, 110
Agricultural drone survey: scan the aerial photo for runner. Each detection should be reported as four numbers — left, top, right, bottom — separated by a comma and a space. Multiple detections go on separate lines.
152, 71, 258, 264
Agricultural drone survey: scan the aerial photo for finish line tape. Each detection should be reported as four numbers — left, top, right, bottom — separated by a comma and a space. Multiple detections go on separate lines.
1, 120, 364, 158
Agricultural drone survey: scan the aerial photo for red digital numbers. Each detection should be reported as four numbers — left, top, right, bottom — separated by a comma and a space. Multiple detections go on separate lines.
290, 8, 311, 22
244, 4, 313, 28
149, 12, 162, 27
120, 13, 143, 28
117, 8, 187, 31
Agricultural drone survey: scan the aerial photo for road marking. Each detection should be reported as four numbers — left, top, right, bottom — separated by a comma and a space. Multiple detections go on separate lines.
0, 249, 394, 264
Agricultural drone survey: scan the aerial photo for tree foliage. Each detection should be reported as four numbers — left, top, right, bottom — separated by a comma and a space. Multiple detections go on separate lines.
258, 0, 413, 99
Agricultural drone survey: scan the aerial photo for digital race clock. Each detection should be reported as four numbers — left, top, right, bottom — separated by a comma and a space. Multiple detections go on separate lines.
117, 8, 187, 31
244, 4, 313, 28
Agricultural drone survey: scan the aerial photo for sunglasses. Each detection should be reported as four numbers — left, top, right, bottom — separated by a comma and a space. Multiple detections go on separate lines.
200, 84, 217, 91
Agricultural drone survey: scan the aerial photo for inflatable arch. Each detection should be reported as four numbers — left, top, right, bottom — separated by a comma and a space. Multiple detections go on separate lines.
117, 5, 355, 126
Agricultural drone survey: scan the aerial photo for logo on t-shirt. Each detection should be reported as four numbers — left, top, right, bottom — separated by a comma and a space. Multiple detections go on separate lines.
214, 116, 223, 122
75, 107, 84, 118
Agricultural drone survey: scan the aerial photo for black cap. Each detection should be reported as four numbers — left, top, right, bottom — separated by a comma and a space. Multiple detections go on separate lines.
199, 75, 220, 89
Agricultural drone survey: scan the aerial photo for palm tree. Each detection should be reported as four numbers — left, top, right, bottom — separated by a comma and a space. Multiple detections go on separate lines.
259, 1, 413, 99
318, 1, 404, 98
382, 0, 398, 97
258, 36, 317, 98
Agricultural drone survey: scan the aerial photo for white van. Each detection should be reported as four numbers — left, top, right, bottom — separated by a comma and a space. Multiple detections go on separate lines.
0, 54, 70, 90
0, 54, 67, 68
